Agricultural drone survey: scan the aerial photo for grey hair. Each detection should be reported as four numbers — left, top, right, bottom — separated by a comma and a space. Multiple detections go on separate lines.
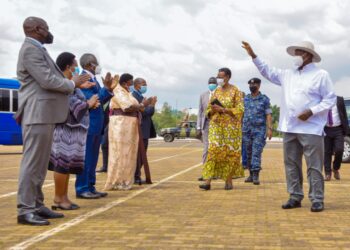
134, 78, 146, 87
80, 53, 97, 68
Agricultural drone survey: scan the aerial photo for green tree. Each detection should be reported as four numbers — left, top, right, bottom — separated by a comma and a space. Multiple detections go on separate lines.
271, 105, 281, 137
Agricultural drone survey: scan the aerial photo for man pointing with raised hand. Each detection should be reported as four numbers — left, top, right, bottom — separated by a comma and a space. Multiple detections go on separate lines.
242, 40, 336, 212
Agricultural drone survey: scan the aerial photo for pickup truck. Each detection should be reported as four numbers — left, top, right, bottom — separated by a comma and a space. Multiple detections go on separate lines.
159, 121, 200, 142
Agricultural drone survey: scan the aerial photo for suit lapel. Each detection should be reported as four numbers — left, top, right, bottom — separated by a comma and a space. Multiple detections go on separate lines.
24, 38, 64, 77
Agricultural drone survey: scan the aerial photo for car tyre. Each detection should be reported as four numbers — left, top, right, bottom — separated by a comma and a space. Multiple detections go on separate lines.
164, 133, 175, 143
342, 136, 350, 162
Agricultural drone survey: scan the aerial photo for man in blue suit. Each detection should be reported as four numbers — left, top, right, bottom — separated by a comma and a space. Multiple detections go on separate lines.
75, 53, 115, 199
132, 78, 157, 184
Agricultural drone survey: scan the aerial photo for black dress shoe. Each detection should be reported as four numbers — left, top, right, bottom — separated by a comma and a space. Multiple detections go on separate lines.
52, 203, 80, 211
96, 167, 107, 173
282, 199, 302, 209
245, 171, 253, 183
18, 213, 50, 226
134, 179, 147, 185
92, 190, 108, 197
311, 202, 324, 212
76, 191, 100, 199
36, 207, 64, 219
199, 184, 211, 190
198, 177, 204, 181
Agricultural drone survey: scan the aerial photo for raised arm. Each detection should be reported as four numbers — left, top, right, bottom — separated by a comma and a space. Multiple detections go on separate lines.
242, 41, 284, 86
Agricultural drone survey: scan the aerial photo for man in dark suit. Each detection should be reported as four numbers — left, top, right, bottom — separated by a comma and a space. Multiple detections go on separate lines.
324, 96, 349, 181
132, 78, 157, 184
96, 101, 110, 173
75, 53, 116, 199
16, 17, 91, 225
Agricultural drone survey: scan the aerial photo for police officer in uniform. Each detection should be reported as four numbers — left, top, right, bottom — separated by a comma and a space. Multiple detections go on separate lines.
243, 78, 273, 185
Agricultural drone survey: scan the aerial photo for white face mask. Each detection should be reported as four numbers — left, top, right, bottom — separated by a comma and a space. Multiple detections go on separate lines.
216, 78, 225, 87
293, 56, 304, 68
94, 65, 102, 75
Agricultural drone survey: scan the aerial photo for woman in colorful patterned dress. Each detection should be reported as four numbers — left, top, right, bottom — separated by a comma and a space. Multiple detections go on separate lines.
199, 68, 244, 190
48, 52, 100, 210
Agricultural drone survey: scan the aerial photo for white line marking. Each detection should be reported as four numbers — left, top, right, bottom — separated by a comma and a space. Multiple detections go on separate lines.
9, 162, 202, 250
149, 149, 200, 163
0, 149, 201, 199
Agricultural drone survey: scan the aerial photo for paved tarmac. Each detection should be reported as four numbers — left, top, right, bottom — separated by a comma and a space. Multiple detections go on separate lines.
0, 140, 349, 249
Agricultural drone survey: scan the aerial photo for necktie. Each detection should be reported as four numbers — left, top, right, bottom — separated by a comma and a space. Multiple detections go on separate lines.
328, 109, 333, 126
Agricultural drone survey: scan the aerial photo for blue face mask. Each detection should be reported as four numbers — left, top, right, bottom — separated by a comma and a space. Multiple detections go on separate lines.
208, 83, 217, 91
140, 86, 147, 94
129, 85, 135, 92
72, 66, 80, 76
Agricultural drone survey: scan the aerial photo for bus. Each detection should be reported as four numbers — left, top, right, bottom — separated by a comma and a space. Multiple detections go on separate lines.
0, 78, 22, 145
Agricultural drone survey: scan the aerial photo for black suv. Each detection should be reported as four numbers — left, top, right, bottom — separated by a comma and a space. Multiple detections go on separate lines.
159, 121, 200, 142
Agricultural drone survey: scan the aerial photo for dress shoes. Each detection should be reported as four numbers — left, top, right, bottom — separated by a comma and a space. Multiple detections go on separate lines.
311, 202, 324, 212
134, 179, 147, 185
92, 190, 108, 197
199, 184, 211, 190
18, 213, 50, 226
96, 167, 107, 173
333, 170, 340, 180
76, 191, 100, 199
36, 206, 64, 219
52, 203, 80, 210
282, 199, 302, 209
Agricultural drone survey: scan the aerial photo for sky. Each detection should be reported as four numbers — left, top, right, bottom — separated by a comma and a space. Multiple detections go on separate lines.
1, 0, 350, 112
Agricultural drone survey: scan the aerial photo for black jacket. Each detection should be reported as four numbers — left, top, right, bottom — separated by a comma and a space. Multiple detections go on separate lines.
132, 91, 157, 139
336, 96, 349, 135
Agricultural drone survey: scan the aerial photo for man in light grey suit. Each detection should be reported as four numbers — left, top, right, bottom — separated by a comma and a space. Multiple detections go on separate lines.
16, 17, 91, 226
197, 77, 217, 180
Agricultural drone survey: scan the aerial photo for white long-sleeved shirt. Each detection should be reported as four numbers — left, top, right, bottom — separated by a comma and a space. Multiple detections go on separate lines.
253, 57, 336, 136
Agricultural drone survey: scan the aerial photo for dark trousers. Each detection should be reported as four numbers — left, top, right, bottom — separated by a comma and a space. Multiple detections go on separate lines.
75, 134, 101, 194
134, 139, 149, 181
324, 126, 344, 174
100, 125, 109, 170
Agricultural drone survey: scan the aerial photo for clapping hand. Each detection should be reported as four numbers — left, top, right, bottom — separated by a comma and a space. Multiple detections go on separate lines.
72, 74, 92, 88
110, 74, 119, 90
79, 81, 96, 89
102, 72, 114, 91
149, 96, 158, 106
87, 94, 100, 109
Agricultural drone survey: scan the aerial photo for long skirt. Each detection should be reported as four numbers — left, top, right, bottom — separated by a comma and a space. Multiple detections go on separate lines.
104, 115, 139, 190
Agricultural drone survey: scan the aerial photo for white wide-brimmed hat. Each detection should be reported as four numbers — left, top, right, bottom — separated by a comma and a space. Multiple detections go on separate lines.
286, 41, 321, 63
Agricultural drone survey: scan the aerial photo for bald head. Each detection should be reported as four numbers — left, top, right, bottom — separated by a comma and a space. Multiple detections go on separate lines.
23, 16, 52, 44
134, 78, 146, 87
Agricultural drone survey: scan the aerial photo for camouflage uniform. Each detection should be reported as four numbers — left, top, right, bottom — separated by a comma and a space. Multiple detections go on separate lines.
242, 92, 271, 172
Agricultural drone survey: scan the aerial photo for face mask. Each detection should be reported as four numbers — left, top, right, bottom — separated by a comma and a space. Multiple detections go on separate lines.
72, 67, 80, 76
208, 83, 217, 91
94, 65, 102, 75
129, 85, 135, 92
249, 86, 258, 93
293, 55, 304, 67
44, 31, 54, 44
140, 86, 147, 94
217, 78, 225, 87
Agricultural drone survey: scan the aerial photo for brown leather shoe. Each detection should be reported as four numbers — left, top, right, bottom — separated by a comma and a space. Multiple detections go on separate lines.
325, 174, 331, 181
333, 170, 340, 180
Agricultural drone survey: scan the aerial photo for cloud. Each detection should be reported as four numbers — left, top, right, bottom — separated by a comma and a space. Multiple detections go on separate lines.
0, 0, 350, 110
